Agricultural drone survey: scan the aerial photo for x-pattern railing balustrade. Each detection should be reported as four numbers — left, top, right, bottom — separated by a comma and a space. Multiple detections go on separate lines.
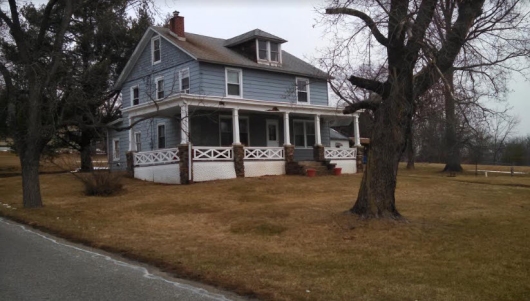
134, 148, 179, 166
193, 147, 233, 161
244, 147, 284, 160
324, 148, 356, 159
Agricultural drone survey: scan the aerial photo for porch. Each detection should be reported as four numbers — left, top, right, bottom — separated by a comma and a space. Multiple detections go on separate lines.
130, 145, 357, 184
121, 94, 360, 184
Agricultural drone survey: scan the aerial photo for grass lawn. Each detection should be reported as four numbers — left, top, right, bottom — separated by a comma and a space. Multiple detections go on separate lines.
0, 152, 529, 300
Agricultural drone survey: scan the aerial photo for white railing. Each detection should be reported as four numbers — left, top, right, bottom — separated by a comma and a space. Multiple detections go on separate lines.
134, 148, 179, 166
324, 148, 357, 159
244, 147, 284, 160
193, 147, 233, 161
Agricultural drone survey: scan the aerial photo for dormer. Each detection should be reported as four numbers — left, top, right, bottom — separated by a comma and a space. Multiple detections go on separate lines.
224, 29, 287, 66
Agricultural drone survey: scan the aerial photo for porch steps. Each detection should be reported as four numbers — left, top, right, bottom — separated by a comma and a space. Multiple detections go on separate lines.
293, 160, 337, 176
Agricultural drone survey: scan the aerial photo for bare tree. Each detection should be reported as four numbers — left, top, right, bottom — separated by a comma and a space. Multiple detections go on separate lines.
322, 0, 492, 218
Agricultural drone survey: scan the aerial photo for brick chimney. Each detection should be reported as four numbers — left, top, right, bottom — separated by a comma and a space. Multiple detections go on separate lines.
169, 11, 185, 39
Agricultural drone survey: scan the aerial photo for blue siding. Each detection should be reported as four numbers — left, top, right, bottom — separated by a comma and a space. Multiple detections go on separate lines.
198, 63, 328, 105
108, 121, 129, 171
122, 33, 198, 109
131, 117, 181, 152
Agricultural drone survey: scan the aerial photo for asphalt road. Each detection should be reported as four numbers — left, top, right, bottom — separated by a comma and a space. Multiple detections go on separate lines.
0, 218, 244, 301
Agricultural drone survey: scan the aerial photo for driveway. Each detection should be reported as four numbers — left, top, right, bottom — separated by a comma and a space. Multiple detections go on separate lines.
0, 218, 246, 301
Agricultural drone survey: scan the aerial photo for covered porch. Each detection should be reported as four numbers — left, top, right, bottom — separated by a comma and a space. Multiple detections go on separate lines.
123, 94, 361, 184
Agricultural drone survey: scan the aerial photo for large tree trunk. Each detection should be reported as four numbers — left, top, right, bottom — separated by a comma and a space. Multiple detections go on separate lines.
351, 68, 413, 219
406, 125, 415, 170
442, 71, 463, 172
20, 147, 43, 208
79, 130, 94, 172
18, 86, 45, 208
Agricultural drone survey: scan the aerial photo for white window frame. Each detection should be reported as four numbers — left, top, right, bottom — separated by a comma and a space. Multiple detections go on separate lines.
130, 85, 139, 106
255, 39, 282, 64
112, 138, 120, 161
179, 68, 190, 94
219, 115, 250, 146
134, 132, 141, 152
151, 36, 161, 65
155, 76, 164, 100
293, 119, 315, 149
225, 68, 243, 98
157, 123, 166, 149
296, 77, 310, 104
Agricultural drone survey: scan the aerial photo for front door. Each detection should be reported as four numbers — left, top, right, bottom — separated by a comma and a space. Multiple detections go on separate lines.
266, 119, 279, 147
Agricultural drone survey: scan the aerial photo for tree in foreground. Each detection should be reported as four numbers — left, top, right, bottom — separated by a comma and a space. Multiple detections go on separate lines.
0, 0, 152, 208
323, 0, 492, 218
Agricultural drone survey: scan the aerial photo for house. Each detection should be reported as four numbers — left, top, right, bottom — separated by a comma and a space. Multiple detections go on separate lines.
330, 128, 351, 149
108, 11, 362, 184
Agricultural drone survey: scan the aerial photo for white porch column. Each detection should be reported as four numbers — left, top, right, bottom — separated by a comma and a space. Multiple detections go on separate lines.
180, 102, 189, 144
314, 114, 322, 146
354, 113, 361, 147
128, 117, 133, 151
283, 112, 290, 146
232, 108, 241, 145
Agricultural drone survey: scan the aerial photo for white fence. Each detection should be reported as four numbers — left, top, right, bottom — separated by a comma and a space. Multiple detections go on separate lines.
324, 148, 357, 160
244, 147, 284, 160
134, 148, 179, 166
193, 147, 233, 161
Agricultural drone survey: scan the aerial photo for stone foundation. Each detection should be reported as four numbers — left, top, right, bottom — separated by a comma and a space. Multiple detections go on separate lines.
313, 145, 325, 162
233, 144, 245, 178
178, 144, 191, 184
126, 151, 135, 177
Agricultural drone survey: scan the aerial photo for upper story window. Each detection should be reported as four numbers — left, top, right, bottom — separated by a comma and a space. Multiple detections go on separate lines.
225, 68, 242, 97
152, 36, 161, 64
156, 77, 164, 100
131, 86, 139, 106
256, 39, 281, 64
180, 68, 190, 93
296, 78, 309, 103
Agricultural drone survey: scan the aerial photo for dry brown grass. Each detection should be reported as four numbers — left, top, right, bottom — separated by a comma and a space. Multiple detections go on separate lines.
1, 154, 529, 300
0, 151, 108, 175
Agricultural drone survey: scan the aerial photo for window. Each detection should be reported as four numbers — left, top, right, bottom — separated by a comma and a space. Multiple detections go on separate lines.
152, 36, 161, 64
256, 39, 281, 64
157, 124, 166, 149
293, 120, 315, 148
219, 116, 249, 146
180, 68, 190, 93
270, 42, 279, 62
258, 40, 268, 60
131, 86, 139, 106
296, 78, 309, 103
156, 77, 164, 100
112, 138, 120, 161
135, 132, 141, 151
225, 68, 242, 97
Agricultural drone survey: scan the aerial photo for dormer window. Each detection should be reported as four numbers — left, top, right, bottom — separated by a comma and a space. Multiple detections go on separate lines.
256, 39, 281, 65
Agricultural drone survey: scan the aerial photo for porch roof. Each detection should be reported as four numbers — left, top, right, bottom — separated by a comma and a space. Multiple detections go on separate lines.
122, 94, 358, 120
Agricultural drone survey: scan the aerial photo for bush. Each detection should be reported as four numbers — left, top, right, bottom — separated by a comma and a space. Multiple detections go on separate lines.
78, 171, 123, 196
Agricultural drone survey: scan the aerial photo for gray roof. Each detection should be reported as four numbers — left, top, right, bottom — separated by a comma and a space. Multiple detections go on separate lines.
330, 128, 350, 140
224, 29, 287, 47
151, 26, 329, 80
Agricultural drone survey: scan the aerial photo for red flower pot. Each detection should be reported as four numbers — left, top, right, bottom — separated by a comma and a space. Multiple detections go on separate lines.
333, 167, 342, 176
306, 169, 316, 177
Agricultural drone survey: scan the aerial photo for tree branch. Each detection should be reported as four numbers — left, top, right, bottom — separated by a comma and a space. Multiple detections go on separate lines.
343, 96, 381, 114
348, 75, 390, 97
326, 7, 389, 46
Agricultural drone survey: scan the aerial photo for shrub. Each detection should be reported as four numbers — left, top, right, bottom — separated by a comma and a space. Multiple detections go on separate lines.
78, 171, 123, 196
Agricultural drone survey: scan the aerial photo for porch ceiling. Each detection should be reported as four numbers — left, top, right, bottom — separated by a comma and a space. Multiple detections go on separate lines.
123, 94, 360, 119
